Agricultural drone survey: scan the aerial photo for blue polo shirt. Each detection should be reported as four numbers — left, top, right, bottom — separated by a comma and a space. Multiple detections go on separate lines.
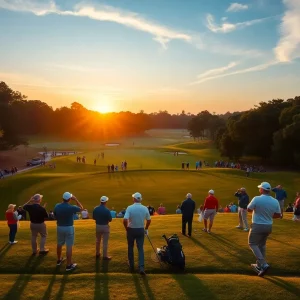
93, 205, 112, 225
54, 202, 81, 226
272, 188, 287, 201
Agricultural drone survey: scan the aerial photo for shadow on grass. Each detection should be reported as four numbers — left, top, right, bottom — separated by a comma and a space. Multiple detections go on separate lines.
189, 236, 227, 266
55, 273, 68, 300
172, 274, 217, 300
210, 233, 251, 265
265, 277, 300, 297
0, 243, 11, 259
269, 237, 300, 250
3, 255, 44, 300
42, 265, 63, 300
94, 259, 109, 300
132, 274, 155, 300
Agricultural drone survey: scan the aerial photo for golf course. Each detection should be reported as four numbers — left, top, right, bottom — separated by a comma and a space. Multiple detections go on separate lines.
0, 129, 299, 299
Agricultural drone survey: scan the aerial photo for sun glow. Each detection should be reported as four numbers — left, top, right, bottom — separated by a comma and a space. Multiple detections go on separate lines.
93, 96, 114, 113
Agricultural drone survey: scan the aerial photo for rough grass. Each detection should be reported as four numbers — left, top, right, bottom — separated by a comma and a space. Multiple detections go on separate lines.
0, 215, 299, 299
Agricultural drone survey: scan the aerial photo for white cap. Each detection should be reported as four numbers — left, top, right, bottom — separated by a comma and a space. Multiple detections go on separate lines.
186, 193, 192, 198
240, 187, 246, 191
100, 196, 109, 203
208, 189, 214, 195
132, 192, 142, 201
257, 182, 272, 191
63, 192, 72, 201
8, 204, 16, 209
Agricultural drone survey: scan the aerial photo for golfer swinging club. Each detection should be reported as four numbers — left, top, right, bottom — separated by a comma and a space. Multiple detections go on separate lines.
123, 192, 151, 276
247, 182, 281, 276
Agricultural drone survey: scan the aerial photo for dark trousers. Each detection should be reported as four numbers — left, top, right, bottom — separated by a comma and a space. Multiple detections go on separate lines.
182, 216, 193, 236
127, 228, 145, 271
8, 224, 17, 242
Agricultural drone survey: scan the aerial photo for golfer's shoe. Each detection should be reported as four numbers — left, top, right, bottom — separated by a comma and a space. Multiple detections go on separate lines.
139, 270, 146, 276
57, 257, 66, 266
39, 249, 49, 255
235, 226, 243, 229
251, 264, 261, 274
9, 241, 18, 245
32, 249, 40, 255
243, 228, 249, 232
66, 263, 77, 272
207, 230, 211, 234
258, 264, 270, 277
202, 228, 207, 232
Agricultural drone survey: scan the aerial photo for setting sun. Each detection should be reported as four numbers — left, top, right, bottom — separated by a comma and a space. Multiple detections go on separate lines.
92, 96, 114, 113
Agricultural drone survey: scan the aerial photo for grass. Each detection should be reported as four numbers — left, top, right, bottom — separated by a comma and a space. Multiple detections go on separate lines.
0, 215, 299, 299
1, 129, 300, 299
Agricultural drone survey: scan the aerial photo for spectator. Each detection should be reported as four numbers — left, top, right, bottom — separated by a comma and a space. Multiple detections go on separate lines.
81, 209, 89, 219
110, 207, 117, 218
93, 196, 112, 260
202, 190, 219, 233
293, 192, 300, 221
147, 205, 155, 216
235, 188, 250, 231
224, 206, 231, 213
230, 202, 238, 213
272, 185, 287, 219
176, 205, 182, 214
285, 203, 294, 212
5, 204, 21, 244
180, 193, 195, 236
17, 206, 26, 220
22, 194, 49, 255
218, 205, 224, 213
157, 203, 166, 215
48, 210, 55, 220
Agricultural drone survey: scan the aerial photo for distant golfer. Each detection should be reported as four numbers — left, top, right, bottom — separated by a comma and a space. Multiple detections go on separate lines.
123, 192, 151, 276
202, 190, 219, 234
180, 193, 195, 237
234, 188, 250, 231
93, 196, 112, 260
54, 192, 83, 272
23, 194, 49, 255
272, 185, 287, 219
247, 182, 281, 276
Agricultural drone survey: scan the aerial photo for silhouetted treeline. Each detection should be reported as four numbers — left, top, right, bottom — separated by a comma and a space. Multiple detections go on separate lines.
0, 82, 238, 149
188, 97, 300, 167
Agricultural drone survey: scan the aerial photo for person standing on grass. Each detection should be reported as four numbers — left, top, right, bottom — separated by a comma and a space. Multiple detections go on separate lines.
23, 194, 49, 255
54, 192, 83, 272
272, 185, 287, 219
93, 196, 112, 260
180, 193, 195, 237
5, 204, 21, 244
247, 182, 281, 277
293, 192, 300, 221
123, 192, 151, 276
234, 188, 250, 231
202, 190, 219, 234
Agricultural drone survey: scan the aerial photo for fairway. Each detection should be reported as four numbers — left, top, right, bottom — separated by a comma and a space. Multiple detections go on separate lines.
1, 130, 300, 299
0, 215, 300, 300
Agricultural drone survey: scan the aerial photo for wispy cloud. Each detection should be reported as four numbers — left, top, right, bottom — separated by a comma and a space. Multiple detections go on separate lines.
0, 0, 191, 49
197, 62, 238, 79
226, 3, 249, 12
206, 13, 276, 33
190, 61, 279, 85
274, 0, 300, 62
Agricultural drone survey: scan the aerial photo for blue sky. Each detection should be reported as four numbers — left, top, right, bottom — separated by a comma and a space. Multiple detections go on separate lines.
0, 0, 299, 113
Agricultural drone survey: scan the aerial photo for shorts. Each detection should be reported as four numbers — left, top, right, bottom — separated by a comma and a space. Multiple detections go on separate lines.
278, 200, 284, 210
203, 209, 216, 222
57, 226, 74, 247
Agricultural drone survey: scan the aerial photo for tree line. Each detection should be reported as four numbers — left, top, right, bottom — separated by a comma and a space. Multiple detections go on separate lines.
187, 97, 300, 167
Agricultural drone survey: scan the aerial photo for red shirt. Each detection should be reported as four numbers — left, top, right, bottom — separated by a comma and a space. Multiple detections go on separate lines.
224, 207, 231, 213
157, 207, 166, 215
295, 198, 300, 208
204, 195, 219, 210
5, 211, 17, 225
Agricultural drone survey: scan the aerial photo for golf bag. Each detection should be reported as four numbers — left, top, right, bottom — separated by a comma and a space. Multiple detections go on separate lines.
157, 234, 185, 270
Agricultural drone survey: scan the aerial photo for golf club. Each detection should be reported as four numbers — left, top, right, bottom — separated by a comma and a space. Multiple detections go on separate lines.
146, 234, 163, 268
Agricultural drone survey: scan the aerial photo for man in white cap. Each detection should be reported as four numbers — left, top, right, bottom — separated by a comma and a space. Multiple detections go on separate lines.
23, 194, 49, 255
234, 188, 250, 231
202, 190, 219, 234
247, 182, 281, 277
54, 192, 83, 272
180, 193, 196, 237
123, 192, 151, 276
93, 196, 112, 260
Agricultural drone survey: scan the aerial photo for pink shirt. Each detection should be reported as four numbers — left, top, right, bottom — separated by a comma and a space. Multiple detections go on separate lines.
157, 207, 166, 215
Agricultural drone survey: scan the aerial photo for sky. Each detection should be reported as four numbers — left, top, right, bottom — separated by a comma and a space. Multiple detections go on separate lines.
0, 0, 299, 114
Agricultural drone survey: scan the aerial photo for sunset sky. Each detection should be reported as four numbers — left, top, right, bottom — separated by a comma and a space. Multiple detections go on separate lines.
0, 0, 299, 114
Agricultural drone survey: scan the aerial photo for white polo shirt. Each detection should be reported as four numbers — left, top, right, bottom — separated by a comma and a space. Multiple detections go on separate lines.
124, 203, 151, 228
